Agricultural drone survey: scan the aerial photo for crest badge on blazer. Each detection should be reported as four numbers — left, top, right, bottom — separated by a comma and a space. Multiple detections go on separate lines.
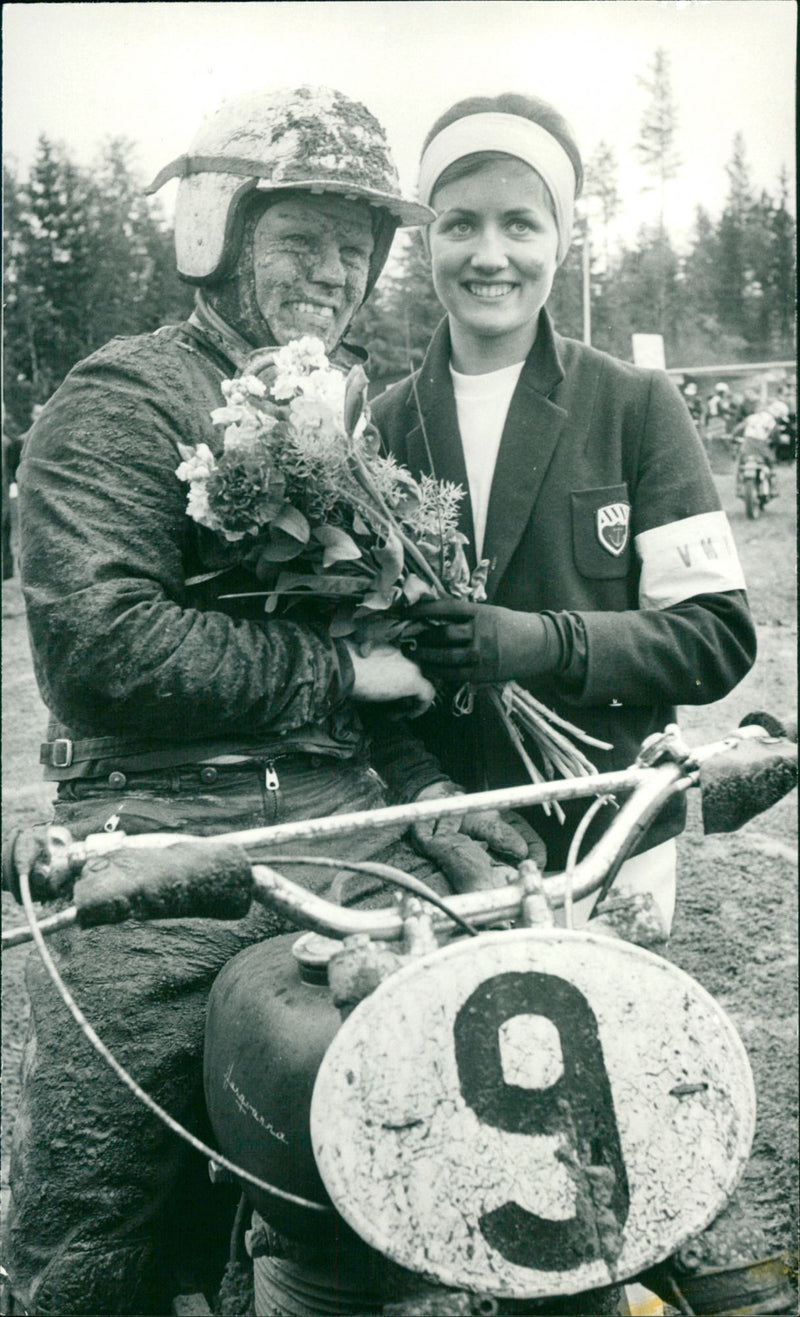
596, 502, 630, 556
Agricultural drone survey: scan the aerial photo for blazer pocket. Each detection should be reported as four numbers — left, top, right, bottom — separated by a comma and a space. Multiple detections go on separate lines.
571, 484, 632, 578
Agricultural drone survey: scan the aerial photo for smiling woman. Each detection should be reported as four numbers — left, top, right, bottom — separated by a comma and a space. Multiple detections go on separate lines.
371, 93, 771, 1309
373, 90, 756, 917
429, 158, 560, 373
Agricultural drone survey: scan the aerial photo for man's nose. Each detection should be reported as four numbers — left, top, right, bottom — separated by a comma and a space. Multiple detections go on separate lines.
308, 239, 347, 287
470, 225, 508, 272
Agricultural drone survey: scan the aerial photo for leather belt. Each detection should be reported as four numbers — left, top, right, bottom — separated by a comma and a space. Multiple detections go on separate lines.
40, 736, 131, 769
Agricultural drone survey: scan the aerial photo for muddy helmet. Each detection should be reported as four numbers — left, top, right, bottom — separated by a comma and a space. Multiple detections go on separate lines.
146, 86, 433, 295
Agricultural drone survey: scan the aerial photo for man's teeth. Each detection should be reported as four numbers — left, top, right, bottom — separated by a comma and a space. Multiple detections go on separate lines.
291, 302, 335, 318
465, 283, 515, 299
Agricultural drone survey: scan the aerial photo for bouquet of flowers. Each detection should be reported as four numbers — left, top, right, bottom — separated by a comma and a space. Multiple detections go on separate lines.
177, 337, 610, 812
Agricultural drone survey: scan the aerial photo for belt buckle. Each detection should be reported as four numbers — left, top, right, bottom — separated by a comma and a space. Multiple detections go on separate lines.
51, 738, 74, 768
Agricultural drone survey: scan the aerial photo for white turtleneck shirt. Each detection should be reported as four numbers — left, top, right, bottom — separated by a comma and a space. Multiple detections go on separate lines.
450, 359, 525, 559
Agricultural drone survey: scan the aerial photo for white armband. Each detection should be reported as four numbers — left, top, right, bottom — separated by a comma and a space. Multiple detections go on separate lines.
635, 510, 746, 610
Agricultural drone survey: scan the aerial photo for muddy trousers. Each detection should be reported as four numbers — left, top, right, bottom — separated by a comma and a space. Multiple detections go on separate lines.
3, 758, 443, 1316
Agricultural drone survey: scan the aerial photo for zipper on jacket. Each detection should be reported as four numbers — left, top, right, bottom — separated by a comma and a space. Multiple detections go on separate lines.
264, 760, 280, 792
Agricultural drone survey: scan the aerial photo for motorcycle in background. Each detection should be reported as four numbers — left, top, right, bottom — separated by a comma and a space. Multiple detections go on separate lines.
733, 410, 780, 519
736, 453, 776, 519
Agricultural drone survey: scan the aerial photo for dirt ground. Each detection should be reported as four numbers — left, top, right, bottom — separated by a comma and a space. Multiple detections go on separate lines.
2, 461, 797, 1288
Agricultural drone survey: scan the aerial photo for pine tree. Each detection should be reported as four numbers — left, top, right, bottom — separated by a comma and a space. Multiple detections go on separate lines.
634, 49, 682, 332
581, 142, 624, 354
3, 164, 37, 432
353, 231, 443, 389
85, 137, 191, 345
18, 136, 96, 393
2, 136, 193, 427
583, 140, 621, 270
765, 167, 796, 355
635, 48, 682, 238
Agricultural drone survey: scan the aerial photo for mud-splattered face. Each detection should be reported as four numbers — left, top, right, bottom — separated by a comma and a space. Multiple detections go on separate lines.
251, 195, 374, 351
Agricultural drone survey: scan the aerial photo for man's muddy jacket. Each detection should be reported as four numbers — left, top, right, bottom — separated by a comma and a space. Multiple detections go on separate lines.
18, 319, 444, 801
372, 314, 757, 866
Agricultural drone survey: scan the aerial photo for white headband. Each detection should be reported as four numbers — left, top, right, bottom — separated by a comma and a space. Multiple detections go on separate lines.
417, 112, 577, 264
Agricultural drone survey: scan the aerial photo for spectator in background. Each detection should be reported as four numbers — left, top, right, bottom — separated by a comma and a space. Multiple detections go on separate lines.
706, 381, 732, 430
681, 380, 704, 430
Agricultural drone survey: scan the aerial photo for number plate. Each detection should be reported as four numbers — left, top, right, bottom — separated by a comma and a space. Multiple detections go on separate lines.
310, 929, 755, 1298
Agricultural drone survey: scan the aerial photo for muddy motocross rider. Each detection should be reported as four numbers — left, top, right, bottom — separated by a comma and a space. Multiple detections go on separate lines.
5, 87, 536, 1316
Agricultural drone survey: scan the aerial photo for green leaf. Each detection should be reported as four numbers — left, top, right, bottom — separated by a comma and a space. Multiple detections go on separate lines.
402, 573, 438, 605
273, 572, 367, 597
184, 569, 228, 587
359, 584, 402, 611
373, 527, 404, 592
272, 503, 310, 543
329, 605, 358, 637
254, 538, 307, 567
312, 524, 363, 568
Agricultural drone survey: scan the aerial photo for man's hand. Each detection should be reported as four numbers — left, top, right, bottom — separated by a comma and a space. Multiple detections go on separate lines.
409, 599, 561, 686
345, 643, 435, 718
235, 349, 292, 421
410, 780, 544, 893
238, 347, 279, 387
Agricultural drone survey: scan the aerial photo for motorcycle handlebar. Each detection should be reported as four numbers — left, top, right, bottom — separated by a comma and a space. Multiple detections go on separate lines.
2, 720, 796, 947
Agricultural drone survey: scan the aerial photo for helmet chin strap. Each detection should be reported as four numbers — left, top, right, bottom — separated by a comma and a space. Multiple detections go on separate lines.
205, 207, 279, 350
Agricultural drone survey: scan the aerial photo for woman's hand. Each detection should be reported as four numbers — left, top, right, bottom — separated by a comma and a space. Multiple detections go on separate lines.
409, 599, 562, 685
345, 643, 435, 718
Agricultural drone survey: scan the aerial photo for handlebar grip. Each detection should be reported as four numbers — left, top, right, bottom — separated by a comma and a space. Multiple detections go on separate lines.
701, 737, 798, 835
739, 711, 798, 743
73, 841, 254, 929
2, 826, 58, 904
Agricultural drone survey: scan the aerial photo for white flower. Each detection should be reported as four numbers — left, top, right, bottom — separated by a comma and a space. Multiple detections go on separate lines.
222, 410, 278, 454
289, 393, 345, 437
273, 336, 328, 375
211, 402, 249, 427
175, 443, 217, 485
297, 367, 346, 411
271, 336, 331, 401
240, 374, 267, 398
185, 482, 217, 530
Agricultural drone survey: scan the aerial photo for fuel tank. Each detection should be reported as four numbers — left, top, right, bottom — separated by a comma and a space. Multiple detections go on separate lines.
204, 931, 344, 1242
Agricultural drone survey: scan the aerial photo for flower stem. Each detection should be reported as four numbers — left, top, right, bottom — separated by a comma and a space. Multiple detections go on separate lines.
507, 681, 613, 750
349, 449, 447, 596
488, 688, 563, 821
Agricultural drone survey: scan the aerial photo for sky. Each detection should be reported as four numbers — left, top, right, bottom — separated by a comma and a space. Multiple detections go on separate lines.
2, 1, 797, 251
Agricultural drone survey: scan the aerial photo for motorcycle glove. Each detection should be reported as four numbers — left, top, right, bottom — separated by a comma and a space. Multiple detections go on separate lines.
410, 780, 543, 894
408, 600, 566, 686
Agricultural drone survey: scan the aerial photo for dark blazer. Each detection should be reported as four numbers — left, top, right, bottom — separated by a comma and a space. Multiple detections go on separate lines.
372, 313, 756, 866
